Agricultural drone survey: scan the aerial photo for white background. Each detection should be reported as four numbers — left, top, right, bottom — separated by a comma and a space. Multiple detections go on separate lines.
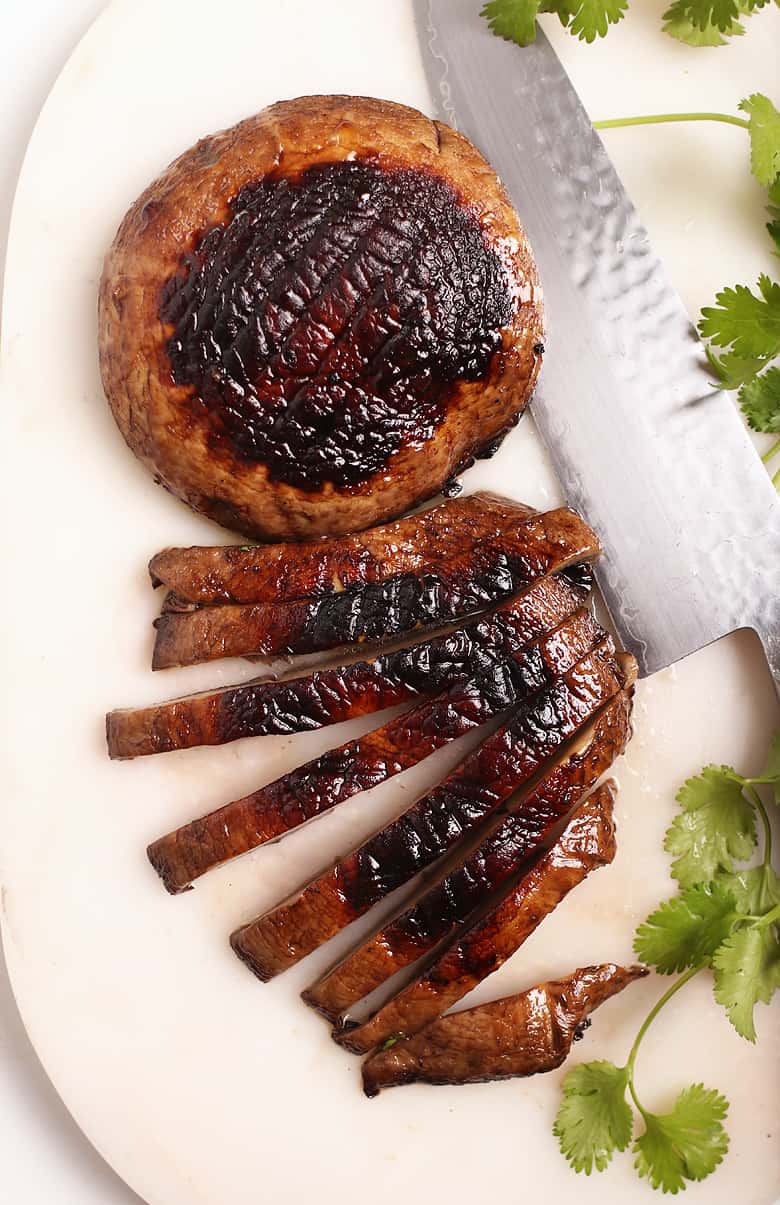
1, 12, 140, 1204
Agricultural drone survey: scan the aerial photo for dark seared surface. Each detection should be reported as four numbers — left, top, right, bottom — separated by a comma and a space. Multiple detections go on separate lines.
230, 643, 627, 982
361, 964, 648, 1095
147, 607, 603, 893
303, 688, 634, 1025
147, 495, 536, 606
160, 161, 513, 491
338, 785, 618, 1054
107, 570, 592, 759
150, 507, 601, 668
99, 97, 544, 539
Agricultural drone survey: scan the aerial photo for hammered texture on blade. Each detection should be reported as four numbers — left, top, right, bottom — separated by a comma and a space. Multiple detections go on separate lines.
417, 0, 780, 683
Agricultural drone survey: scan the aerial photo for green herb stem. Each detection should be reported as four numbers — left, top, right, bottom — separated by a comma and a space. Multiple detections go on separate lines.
746, 785, 773, 866
761, 437, 780, 465
593, 113, 750, 132
625, 966, 701, 1116
772, 462, 780, 489
753, 901, 780, 928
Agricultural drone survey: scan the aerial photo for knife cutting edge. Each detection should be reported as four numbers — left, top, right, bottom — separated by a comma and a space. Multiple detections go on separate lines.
414, 0, 780, 689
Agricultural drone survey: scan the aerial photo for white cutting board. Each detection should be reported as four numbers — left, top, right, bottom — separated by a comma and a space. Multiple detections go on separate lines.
1, 2, 779, 1203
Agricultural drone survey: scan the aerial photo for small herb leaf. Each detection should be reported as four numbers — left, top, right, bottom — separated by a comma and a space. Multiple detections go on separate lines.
739, 366, 780, 432
633, 1085, 729, 1193
739, 94, 780, 188
713, 923, 780, 1041
699, 275, 780, 361
634, 883, 738, 974
761, 729, 780, 804
706, 347, 769, 391
665, 766, 756, 887
554, 1061, 633, 1174
661, 0, 744, 41
481, 0, 541, 45
566, 0, 628, 41
717, 864, 780, 916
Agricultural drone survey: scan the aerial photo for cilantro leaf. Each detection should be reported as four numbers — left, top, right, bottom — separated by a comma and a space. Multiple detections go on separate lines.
661, 0, 744, 42
768, 176, 780, 258
717, 863, 780, 915
659, 0, 740, 31
665, 766, 756, 887
739, 366, 780, 433
634, 883, 738, 973
481, 0, 541, 45
739, 94, 780, 189
706, 346, 769, 390
554, 1061, 633, 1174
633, 1085, 729, 1193
699, 276, 780, 361
761, 729, 780, 803
567, 0, 628, 41
713, 923, 780, 1041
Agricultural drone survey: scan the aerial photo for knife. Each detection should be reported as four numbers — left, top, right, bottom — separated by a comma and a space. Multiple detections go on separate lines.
414, 0, 780, 689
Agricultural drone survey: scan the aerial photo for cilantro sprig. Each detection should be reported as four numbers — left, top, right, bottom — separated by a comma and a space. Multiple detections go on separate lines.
482, 0, 627, 45
481, 0, 776, 46
554, 731, 780, 1193
590, 94, 780, 485
482, 4, 780, 473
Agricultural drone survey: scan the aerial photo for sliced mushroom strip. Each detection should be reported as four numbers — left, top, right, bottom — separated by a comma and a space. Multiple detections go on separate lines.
337, 784, 618, 1055
106, 570, 591, 759
148, 494, 537, 606
148, 607, 605, 893
303, 688, 634, 1025
361, 963, 648, 1095
150, 507, 600, 669
230, 647, 629, 982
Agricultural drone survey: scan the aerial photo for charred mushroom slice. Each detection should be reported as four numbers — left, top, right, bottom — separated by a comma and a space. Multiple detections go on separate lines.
337, 784, 618, 1055
230, 646, 628, 982
150, 507, 600, 669
361, 963, 648, 1095
147, 495, 536, 606
106, 569, 592, 759
303, 688, 634, 1026
148, 607, 606, 893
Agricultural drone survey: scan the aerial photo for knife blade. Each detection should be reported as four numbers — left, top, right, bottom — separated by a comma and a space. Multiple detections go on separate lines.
414, 0, 780, 687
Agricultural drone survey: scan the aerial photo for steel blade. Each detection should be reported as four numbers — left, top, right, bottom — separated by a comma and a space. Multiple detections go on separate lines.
415, 0, 780, 684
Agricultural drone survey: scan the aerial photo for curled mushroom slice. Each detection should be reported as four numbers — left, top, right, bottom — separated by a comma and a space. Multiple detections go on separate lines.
361, 962, 648, 1095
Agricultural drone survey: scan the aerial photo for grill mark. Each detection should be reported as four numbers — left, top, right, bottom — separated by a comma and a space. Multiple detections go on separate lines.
150, 510, 599, 669
147, 609, 603, 894
336, 785, 618, 1054
160, 160, 513, 490
229, 642, 625, 982
106, 571, 592, 759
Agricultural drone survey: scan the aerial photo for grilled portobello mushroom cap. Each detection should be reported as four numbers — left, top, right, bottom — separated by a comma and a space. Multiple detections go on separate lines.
99, 96, 543, 540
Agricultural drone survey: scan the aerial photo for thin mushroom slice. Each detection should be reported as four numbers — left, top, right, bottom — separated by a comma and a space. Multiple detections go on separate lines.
337, 783, 619, 1055
147, 494, 537, 606
106, 569, 592, 759
150, 507, 600, 669
230, 645, 630, 981
303, 688, 634, 1026
361, 963, 648, 1095
148, 606, 606, 893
